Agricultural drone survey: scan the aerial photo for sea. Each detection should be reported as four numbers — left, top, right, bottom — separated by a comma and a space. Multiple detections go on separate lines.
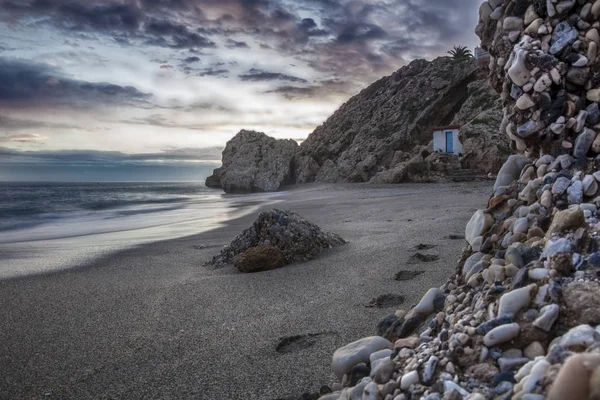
0, 182, 277, 279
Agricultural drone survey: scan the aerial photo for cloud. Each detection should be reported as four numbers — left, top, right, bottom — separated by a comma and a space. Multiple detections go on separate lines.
183, 56, 200, 63
0, 133, 47, 143
226, 39, 250, 49
0, 57, 149, 108
198, 67, 229, 77
239, 68, 307, 83
0, 146, 224, 166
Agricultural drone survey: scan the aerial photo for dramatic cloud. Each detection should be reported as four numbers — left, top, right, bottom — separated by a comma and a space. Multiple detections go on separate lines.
0, 133, 48, 143
0, 0, 481, 179
239, 68, 307, 83
0, 146, 223, 165
0, 57, 149, 107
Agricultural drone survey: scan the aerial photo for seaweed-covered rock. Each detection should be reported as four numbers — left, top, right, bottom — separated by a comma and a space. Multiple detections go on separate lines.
233, 244, 285, 273
206, 209, 346, 268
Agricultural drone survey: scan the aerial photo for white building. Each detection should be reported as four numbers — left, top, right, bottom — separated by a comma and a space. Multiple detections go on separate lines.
433, 125, 463, 155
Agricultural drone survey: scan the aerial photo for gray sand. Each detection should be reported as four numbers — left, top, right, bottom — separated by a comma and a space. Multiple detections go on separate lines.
0, 182, 491, 400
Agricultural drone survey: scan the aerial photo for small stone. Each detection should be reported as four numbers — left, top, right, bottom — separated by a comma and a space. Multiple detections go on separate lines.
362, 382, 379, 400
516, 94, 536, 109
483, 323, 520, 347
400, 370, 419, 390
567, 180, 583, 205
508, 50, 531, 86
498, 284, 536, 316
533, 304, 559, 332
466, 210, 494, 247
503, 17, 523, 31
552, 177, 571, 195
394, 336, 419, 349
546, 207, 585, 238
371, 357, 394, 384
422, 355, 439, 385
414, 288, 442, 315
550, 21, 579, 55
332, 336, 392, 378
524, 341, 545, 359
443, 380, 470, 397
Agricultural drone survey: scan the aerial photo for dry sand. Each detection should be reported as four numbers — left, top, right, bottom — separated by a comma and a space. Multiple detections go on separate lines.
0, 182, 491, 400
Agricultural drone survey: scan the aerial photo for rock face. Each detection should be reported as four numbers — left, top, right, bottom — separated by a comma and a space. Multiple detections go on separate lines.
206, 209, 346, 270
294, 57, 507, 184
205, 130, 298, 193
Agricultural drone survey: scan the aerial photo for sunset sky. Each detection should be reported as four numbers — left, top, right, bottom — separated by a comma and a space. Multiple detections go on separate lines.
0, 0, 481, 180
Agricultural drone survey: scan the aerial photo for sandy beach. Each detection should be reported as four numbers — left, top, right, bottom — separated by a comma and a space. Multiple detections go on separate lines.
0, 182, 491, 400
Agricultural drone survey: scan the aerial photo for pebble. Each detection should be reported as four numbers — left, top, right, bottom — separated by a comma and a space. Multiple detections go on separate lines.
400, 370, 419, 390
332, 336, 392, 378
533, 304, 559, 332
483, 323, 521, 346
498, 284, 535, 316
362, 382, 379, 400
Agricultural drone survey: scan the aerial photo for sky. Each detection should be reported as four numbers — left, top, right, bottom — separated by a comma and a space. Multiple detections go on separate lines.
0, 0, 481, 181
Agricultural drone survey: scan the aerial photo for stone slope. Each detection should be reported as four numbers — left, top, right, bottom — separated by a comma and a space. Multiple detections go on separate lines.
205, 130, 298, 193
294, 57, 505, 184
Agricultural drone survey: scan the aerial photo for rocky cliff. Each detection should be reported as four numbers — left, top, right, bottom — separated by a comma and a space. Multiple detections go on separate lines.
294, 57, 508, 184
205, 130, 298, 193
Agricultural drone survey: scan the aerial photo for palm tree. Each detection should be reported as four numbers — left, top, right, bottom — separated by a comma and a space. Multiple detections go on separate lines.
447, 46, 473, 61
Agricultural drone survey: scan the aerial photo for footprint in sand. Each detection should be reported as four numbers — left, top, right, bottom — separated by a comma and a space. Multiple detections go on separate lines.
275, 332, 336, 354
407, 252, 440, 264
365, 294, 405, 308
394, 270, 425, 281
413, 243, 437, 251
447, 234, 465, 240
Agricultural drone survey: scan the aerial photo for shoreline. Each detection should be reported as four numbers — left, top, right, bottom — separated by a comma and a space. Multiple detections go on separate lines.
0, 182, 492, 399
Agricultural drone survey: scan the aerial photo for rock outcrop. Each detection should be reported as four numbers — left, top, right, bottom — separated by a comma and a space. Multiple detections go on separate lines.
294, 57, 507, 184
206, 209, 346, 271
205, 130, 298, 193
313, 1, 600, 399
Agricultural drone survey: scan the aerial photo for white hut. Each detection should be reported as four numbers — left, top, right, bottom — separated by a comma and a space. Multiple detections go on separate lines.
433, 125, 462, 155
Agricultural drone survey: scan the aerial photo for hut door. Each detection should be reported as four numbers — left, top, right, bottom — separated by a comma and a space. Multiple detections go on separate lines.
445, 131, 453, 153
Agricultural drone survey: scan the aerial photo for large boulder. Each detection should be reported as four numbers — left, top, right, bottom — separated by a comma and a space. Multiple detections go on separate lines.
206, 209, 346, 269
205, 130, 298, 193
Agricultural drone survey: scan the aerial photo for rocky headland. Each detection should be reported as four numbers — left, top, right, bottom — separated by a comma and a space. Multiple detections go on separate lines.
311, 0, 600, 399
205, 130, 298, 193
207, 58, 510, 193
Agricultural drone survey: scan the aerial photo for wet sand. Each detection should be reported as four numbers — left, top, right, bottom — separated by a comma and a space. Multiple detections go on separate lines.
0, 182, 491, 400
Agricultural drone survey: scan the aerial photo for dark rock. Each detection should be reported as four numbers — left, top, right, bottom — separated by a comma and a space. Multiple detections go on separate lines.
395, 312, 427, 339
587, 103, 600, 126
588, 252, 600, 267
492, 371, 516, 385
574, 128, 596, 166
349, 363, 370, 386
433, 295, 446, 312
566, 67, 591, 86
511, 267, 529, 289
377, 314, 399, 337
207, 209, 346, 268
476, 314, 514, 336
